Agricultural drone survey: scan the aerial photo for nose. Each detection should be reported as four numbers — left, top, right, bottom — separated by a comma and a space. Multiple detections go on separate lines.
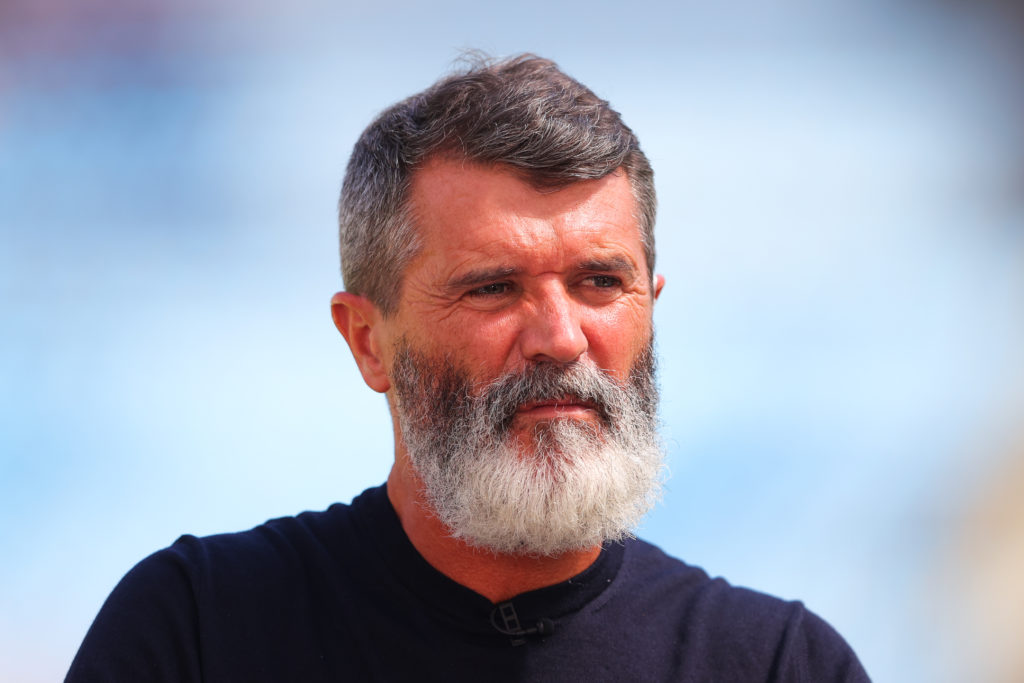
517, 284, 588, 364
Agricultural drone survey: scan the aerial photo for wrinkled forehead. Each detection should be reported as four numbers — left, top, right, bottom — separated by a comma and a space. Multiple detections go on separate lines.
403, 158, 646, 271
410, 161, 637, 260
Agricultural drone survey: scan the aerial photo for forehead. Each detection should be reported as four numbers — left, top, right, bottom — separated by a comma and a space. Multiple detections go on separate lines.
405, 158, 643, 276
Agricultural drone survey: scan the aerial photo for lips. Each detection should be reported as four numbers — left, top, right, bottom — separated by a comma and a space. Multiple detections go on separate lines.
516, 397, 598, 415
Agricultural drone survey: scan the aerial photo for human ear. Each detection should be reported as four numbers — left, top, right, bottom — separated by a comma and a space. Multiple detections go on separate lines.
330, 292, 391, 393
653, 274, 666, 300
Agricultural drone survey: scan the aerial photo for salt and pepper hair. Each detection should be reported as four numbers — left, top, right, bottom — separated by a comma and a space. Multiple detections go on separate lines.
338, 54, 657, 316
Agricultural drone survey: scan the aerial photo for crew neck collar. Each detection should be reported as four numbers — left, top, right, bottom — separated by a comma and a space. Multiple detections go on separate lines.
349, 484, 625, 637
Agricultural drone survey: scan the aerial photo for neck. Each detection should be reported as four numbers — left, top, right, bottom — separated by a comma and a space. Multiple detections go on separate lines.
385, 461, 601, 604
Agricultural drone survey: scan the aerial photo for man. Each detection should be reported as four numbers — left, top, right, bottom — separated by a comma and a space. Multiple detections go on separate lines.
68, 55, 869, 681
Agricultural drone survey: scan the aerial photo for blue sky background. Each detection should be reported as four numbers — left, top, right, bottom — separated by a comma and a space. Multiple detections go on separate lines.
3, 1, 1024, 681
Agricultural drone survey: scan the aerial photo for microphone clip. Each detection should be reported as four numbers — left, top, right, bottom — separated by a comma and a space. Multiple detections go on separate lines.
490, 601, 555, 646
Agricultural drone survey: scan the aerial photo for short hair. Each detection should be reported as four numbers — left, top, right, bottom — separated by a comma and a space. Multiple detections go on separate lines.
338, 54, 656, 316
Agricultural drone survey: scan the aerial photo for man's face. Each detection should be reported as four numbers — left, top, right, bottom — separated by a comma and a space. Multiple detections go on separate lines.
381, 157, 661, 420
376, 158, 665, 555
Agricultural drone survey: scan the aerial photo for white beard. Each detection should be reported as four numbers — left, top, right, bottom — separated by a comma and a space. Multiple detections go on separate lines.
391, 341, 665, 557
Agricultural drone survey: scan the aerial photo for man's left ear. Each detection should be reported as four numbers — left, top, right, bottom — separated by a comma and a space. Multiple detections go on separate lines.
330, 291, 391, 393
653, 274, 665, 300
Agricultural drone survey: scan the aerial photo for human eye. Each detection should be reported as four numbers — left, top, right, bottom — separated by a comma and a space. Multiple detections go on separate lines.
461, 281, 517, 310
467, 282, 512, 297
576, 273, 624, 303
587, 275, 622, 289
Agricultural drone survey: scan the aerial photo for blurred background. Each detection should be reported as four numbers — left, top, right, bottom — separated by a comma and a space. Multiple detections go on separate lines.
2, 0, 1023, 680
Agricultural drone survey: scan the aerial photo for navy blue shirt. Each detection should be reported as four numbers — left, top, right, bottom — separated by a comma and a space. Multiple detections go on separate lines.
67, 485, 869, 681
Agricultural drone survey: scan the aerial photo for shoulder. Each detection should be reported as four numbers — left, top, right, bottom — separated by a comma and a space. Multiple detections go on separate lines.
67, 490, 379, 682
129, 483, 389, 609
614, 538, 795, 638
166, 499, 357, 580
613, 539, 870, 682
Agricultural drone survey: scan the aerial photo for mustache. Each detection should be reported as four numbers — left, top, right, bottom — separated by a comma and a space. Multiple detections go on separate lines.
480, 361, 622, 433
392, 338, 657, 440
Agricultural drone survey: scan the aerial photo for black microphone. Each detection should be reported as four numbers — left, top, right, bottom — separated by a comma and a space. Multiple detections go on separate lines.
490, 602, 555, 646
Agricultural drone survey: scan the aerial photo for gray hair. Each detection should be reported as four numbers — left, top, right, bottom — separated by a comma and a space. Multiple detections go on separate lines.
338, 54, 656, 316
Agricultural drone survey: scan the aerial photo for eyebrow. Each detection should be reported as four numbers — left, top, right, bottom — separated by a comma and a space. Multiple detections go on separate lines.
445, 266, 522, 291
575, 256, 637, 278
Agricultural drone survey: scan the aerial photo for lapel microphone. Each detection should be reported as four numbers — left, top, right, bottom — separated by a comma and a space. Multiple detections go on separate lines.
490, 602, 556, 646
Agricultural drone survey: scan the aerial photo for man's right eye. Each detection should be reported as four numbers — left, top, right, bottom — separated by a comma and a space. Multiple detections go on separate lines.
468, 282, 511, 297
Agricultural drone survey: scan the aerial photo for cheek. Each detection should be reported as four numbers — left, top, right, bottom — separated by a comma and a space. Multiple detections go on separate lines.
411, 313, 522, 366
583, 305, 653, 377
